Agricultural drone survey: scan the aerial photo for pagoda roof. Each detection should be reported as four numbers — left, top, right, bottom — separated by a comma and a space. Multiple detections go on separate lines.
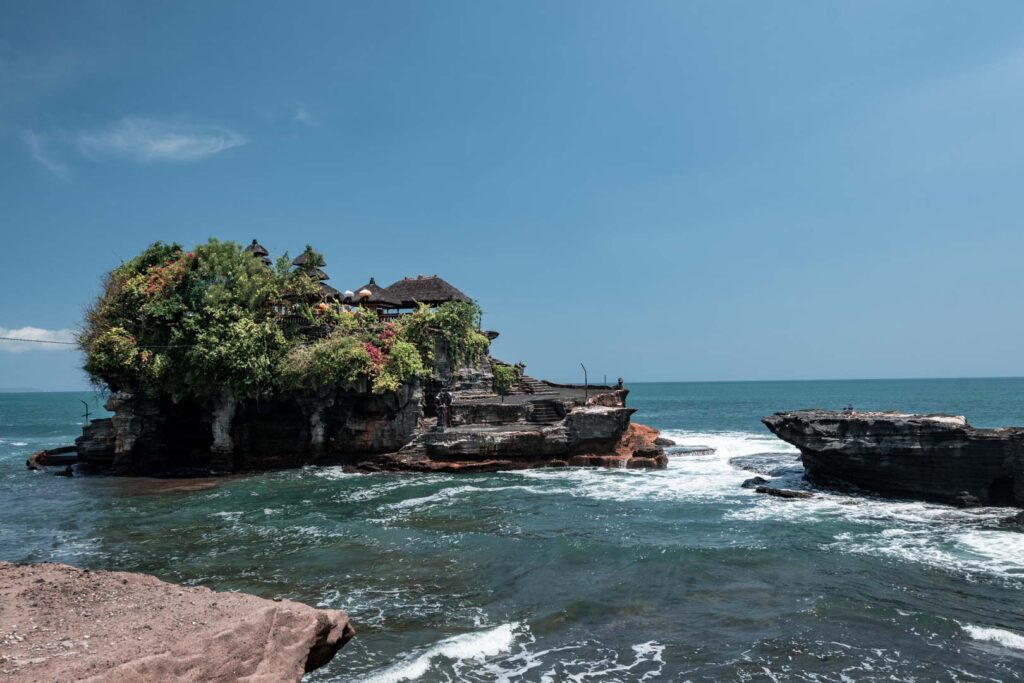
243, 239, 269, 257
318, 282, 341, 300
293, 251, 325, 268
350, 277, 399, 306
244, 239, 272, 266
381, 275, 471, 308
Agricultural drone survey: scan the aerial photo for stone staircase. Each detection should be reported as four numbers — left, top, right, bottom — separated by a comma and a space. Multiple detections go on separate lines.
515, 374, 555, 395
528, 400, 563, 424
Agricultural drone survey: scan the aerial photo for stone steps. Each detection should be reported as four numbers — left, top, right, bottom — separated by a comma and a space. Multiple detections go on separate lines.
516, 374, 555, 395
529, 400, 562, 424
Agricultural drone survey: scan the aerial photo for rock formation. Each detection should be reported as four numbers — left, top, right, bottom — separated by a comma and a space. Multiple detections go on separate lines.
0, 561, 353, 682
49, 363, 666, 475
762, 410, 1024, 508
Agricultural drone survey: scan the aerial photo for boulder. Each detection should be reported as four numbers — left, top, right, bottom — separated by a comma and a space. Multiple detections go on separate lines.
654, 437, 676, 447
741, 476, 770, 489
0, 561, 353, 682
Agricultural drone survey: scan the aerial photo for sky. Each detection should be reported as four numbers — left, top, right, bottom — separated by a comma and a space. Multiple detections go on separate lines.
3, 1, 1024, 390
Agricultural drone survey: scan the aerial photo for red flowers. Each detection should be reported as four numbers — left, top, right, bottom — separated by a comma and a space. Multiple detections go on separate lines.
364, 342, 384, 368
378, 323, 397, 349
144, 254, 190, 296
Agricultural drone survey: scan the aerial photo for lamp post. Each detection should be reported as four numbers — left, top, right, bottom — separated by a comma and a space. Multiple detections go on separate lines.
581, 363, 588, 400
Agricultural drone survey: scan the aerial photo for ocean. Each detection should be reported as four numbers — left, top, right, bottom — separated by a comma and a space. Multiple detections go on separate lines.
2, 378, 1023, 681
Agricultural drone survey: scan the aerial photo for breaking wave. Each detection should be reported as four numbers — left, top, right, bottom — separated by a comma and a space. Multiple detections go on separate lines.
358, 622, 666, 683
962, 624, 1024, 652
361, 623, 521, 683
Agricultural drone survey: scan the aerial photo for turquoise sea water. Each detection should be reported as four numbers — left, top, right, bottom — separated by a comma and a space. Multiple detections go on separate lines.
2, 379, 1023, 681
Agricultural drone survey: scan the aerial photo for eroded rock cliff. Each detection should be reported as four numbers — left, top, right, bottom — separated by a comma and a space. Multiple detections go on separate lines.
762, 410, 1024, 507
65, 376, 664, 475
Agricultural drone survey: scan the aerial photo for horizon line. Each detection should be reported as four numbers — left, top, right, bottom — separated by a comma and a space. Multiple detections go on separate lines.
6, 374, 1024, 393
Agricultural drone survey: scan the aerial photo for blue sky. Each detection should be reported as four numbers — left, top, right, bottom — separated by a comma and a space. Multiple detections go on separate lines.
3, 1, 1024, 390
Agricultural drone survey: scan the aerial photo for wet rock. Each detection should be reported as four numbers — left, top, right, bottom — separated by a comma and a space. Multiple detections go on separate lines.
654, 437, 676, 447
741, 476, 770, 489
763, 409, 1024, 508
0, 561, 353, 682
670, 446, 716, 456
729, 453, 801, 476
632, 445, 663, 459
626, 454, 669, 469
999, 510, 1024, 530
953, 492, 982, 508
755, 486, 814, 499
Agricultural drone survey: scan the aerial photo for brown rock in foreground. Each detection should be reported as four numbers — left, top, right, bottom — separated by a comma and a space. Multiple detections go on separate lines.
0, 562, 353, 682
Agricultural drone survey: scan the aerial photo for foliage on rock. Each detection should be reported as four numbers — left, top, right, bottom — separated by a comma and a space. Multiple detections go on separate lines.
491, 363, 519, 396
80, 239, 487, 400
401, 302, 490, 369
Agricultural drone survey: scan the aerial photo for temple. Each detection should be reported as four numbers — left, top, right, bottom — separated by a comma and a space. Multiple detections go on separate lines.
33, 236, 671, 476
248, 239, 473, 321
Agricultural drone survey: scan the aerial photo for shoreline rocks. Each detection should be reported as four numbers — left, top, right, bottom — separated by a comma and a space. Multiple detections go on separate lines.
762, 410, 1024, 508
0, 561, 353, 682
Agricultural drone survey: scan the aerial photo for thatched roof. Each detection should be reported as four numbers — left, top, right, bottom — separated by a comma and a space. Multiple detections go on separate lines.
293, 251, 325, 267
244, 239, 272, 266
318, 282, 341, 300
350, 277, 398, 306
243, 239, 269, 257
312, 268, 329, 282
382, 275, 471, 308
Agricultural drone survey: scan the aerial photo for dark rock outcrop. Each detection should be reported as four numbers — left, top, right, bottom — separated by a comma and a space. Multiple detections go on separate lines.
729, 453, 803, 477
755, 486, 814, 499
742, 476, 770, 489
670, 445, 716, 456
0, 561, 353, 682
999, 510, 1024, 530
375, 403, 665, 472
60, 379, 663, 475
763, 410, 1024, 508
70, 381, 424, 475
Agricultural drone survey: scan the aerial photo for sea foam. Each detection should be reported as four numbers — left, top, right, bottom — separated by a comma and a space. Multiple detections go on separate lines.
962, 624, 1024, 651
362, 622, 520, 683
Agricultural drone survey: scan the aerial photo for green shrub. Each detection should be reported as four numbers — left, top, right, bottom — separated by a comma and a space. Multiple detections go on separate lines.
82, 326, 139, 383
492, 363, 518, 396
402, 301, 489, 370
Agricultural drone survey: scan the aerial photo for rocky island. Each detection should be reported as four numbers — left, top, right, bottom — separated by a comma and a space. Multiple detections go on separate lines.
35, 239, 665, 476
763, 409, 1024, 508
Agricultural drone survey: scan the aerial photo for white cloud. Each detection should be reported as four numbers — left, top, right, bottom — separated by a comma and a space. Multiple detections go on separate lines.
293, 104, 317, 126
20, 130, 70, 177
76, 117, 247, 163
0, 326, 77, 353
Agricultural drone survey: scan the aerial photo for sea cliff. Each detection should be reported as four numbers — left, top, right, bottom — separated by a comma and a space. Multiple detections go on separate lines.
763, 409, 1024, 507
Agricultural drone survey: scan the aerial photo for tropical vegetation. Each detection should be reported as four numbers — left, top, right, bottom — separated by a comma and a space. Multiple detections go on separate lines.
79, 239, 488, 400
